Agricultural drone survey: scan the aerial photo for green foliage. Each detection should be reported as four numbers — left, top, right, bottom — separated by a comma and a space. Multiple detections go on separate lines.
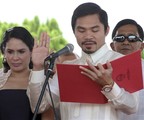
0, 16, 68, 68
0, 22, 18, 40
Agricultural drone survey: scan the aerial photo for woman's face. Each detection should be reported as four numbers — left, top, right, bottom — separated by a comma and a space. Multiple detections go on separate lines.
4, 38, 31, 72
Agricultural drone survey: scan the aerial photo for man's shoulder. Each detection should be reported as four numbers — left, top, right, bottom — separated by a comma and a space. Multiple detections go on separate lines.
109, 49, 123, 56
63, 58, 80, 64
105, 50, 124, 61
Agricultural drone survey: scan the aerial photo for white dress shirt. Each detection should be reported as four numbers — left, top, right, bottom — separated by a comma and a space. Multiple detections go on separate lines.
27, 44, 139, 120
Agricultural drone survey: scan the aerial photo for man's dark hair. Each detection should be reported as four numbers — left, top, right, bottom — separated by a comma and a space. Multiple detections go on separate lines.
71, 2, 109, 33
112, 19, 144, 40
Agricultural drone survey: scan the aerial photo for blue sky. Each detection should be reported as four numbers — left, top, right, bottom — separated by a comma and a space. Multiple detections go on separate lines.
0, 0, 143, 56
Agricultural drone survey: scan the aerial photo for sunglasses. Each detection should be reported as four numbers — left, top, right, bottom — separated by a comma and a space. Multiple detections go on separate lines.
113, 35, 143, 42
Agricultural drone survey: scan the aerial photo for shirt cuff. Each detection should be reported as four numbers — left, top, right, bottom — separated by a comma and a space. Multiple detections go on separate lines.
101, 82, 122, 99
30, 70, 45, 83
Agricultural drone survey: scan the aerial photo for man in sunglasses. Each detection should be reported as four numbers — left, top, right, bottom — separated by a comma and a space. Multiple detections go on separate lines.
110, 19, 144, 55
110, 19, 144, 120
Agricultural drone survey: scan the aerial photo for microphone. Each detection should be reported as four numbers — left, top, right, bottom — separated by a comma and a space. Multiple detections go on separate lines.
45, 43, 74, 61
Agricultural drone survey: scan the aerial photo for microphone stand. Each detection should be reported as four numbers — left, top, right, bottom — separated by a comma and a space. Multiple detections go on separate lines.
32, 58, 59, 120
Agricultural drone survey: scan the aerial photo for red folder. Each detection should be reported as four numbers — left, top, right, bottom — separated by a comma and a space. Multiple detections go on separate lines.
57, 50, 143, 104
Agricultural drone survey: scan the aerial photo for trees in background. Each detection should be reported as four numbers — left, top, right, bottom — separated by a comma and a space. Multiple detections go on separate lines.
0, 16, 68, 67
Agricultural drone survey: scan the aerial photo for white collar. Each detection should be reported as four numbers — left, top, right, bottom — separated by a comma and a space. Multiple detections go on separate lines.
80, 44, 109, 64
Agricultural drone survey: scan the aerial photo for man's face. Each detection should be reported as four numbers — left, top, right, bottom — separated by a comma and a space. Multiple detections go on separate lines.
74, 14, 109, 54
111, 24, 144, 55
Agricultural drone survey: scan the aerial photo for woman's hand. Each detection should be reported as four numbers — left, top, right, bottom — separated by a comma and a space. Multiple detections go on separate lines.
32, 32, 51, 70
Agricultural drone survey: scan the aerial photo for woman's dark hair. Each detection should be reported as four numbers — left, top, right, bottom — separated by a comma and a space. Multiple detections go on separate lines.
71, 2, 109, 33
112, 19, 144, 40
0, 26, 34, 73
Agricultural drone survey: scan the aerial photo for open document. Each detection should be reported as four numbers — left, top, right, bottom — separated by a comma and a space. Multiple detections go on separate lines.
57, 50, 143, 104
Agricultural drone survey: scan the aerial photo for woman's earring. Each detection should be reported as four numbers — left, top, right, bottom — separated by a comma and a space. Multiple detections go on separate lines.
3, 57, 7, 64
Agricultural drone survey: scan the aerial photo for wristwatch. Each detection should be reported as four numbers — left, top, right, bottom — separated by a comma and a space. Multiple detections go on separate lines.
102, 82, 114, 92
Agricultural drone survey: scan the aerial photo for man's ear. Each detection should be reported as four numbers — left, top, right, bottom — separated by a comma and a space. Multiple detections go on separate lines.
110, 42, 115, 50
105, 26, 110, 36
